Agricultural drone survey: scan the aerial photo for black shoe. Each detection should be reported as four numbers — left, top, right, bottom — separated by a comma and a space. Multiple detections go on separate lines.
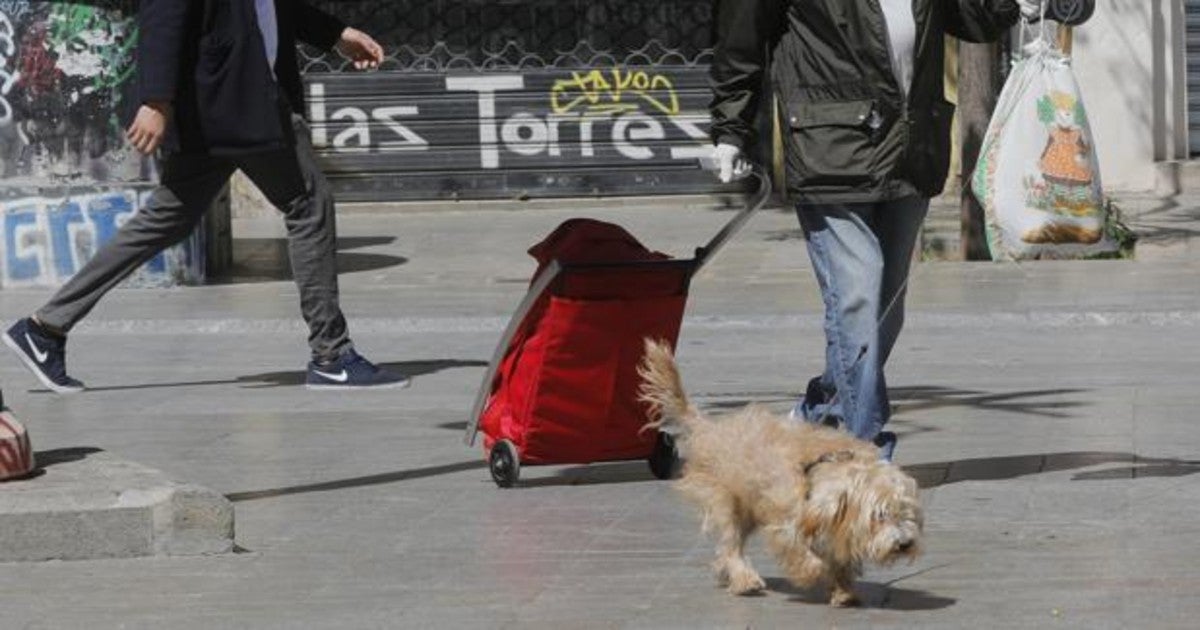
807, 377, 842, 427
3, 318, 85, 394
305, 349, 411, 390
788, 376, 839, 426
873, 431, 898, 462
805, 376, 828, 407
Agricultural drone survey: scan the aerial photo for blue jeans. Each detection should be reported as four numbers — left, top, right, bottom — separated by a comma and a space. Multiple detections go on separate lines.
795, 197, 929, 457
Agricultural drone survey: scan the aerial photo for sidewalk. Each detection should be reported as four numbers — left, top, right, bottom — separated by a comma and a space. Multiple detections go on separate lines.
1, 197, 1198, 628
922, 190, 1200, 260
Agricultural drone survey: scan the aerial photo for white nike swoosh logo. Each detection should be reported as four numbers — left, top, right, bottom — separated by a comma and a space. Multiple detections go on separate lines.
25, 333, 48, 364
313, 369, 349, 383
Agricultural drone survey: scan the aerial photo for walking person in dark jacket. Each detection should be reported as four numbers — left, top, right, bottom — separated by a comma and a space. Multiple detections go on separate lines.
3, 0, 408, 392
710, 0, 1039, 459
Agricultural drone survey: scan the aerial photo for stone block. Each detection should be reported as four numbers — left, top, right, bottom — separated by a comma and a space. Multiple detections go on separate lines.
0, 448, 234, 562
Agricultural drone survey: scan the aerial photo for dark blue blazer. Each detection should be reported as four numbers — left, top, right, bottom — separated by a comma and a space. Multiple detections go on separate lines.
138, 0, 345, 155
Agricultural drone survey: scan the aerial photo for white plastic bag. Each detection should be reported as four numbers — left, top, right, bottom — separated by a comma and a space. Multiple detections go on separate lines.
971, 18, 1114, 260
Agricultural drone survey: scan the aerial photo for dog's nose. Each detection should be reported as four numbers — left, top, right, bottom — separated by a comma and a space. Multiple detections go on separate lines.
897, 540, 914, 552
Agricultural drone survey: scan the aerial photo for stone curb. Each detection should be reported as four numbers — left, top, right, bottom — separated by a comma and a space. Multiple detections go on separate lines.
0, 449, 234, 562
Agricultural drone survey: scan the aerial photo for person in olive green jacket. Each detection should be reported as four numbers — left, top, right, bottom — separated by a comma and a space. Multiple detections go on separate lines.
710, 0, 1038, 460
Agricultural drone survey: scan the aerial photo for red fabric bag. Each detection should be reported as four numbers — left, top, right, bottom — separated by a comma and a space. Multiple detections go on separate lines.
0, 407, 35, 481
479, 219, 690, 465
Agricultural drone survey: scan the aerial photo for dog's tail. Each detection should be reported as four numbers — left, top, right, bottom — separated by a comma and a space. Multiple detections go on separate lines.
638, 338, 702, 435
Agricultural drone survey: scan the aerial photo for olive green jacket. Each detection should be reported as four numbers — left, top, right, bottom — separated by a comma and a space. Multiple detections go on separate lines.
710, 0, 1019, 203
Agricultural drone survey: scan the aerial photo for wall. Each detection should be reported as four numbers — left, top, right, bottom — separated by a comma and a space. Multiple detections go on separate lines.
0, 1, 209, 289
1071, 0, 1187, 192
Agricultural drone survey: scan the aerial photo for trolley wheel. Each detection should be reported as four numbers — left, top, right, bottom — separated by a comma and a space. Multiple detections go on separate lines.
489, 440, 521, 488
648, 432, 679, 480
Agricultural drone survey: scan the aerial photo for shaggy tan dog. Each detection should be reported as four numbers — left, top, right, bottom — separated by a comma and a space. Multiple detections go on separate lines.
638, 340, 923, 607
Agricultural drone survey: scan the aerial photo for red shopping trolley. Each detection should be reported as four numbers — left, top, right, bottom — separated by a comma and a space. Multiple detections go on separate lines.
464, 170, 771, 487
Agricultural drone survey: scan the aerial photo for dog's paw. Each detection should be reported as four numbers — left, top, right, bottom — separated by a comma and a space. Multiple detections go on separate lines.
829, 588, 860, 608
727, 569, 767, 596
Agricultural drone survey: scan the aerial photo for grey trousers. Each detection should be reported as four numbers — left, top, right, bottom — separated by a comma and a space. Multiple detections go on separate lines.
36, 116, 353, 362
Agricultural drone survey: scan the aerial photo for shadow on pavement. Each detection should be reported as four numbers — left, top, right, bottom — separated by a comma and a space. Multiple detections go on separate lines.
763, 577, 956, 610
472, 450, 1200, 490
34, 447, 103, 468
214, 236, 408, 284
11, 447, 105, 481
226, 459, 486, 502
226, 457, 661, 501
906, 451, 1200, 489
60, 359, 487, 393
867, 584, 957, 611
517, 460, 659, 487
218, 450, 1198, 504
891, 386, 1088, 419
235, 358, 488, 388
1124, 196, 1200, 243
700, 385, 1087, 420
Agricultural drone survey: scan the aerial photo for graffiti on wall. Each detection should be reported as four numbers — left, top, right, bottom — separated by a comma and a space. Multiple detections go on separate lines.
308, 66, 712, 171
0, 1, 31, 21
550, 68, 681, 117
0, 191, 203, 289
0, 1, 146, 184
1, 9, 16, 127
0, 4, 206, 289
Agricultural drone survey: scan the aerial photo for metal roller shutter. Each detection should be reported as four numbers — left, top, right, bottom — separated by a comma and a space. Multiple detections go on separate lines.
1189, 0, 1200, 154
303, 65, 724, 202
301, 1, 734, 203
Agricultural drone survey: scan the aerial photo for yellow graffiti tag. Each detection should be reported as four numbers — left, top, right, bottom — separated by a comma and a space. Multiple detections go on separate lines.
550, 67, 680, 117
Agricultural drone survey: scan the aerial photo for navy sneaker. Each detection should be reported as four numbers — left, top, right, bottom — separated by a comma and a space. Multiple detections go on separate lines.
874, 431, 898, 462
788, 376, 838, 427
305, 349, 411, 390
3, 318, 85, 394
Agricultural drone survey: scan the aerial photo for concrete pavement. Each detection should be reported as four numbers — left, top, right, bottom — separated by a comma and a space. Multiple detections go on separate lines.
1, 196, 1199, 628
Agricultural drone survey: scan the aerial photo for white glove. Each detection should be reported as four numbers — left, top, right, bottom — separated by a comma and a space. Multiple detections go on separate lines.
1017, 0, 1043, 20
714, 143, 753, 183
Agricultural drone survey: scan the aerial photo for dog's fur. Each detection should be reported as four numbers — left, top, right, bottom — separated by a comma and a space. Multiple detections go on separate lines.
638, 339, 923, 607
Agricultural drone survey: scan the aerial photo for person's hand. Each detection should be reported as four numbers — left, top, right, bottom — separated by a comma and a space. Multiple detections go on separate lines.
714, 143, 752, 183
336, 27, 384, 70
126, 101, 171, 155
1017, 0, 1043, 20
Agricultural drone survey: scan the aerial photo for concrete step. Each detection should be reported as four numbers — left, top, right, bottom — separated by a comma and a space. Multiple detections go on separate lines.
0, 447, 234, 562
